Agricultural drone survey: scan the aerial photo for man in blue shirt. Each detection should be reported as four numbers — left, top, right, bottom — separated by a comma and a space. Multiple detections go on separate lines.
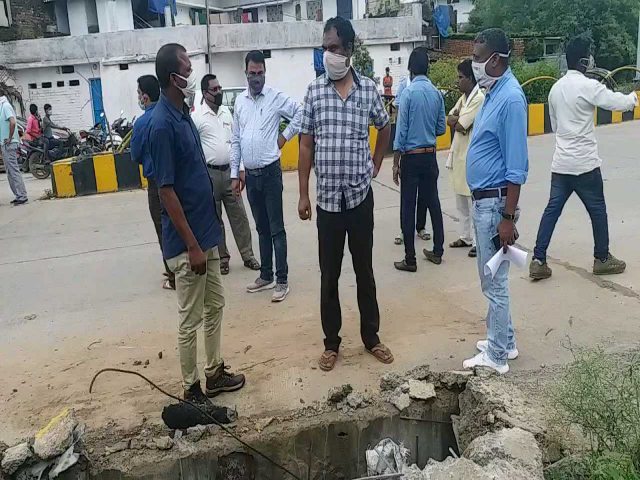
148, 43, 245, 404
130, 75, 175, 290
463, 29, 529, 375
392, 48, 445, 272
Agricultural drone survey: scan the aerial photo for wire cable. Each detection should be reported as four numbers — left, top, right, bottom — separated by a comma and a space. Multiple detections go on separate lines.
89, 368, 302, 480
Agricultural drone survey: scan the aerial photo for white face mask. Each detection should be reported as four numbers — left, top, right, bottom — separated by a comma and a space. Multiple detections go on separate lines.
579, 55, 595, 72
472, 51, 510, 88
172, 72, 197, 105
323, 51, 350, 81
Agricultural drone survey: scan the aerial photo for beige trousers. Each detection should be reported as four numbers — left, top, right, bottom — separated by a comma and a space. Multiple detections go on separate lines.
166, 247, 225, 389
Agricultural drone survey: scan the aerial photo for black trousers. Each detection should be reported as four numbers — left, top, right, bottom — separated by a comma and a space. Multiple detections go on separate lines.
147, 177, 174, 281
317, 189, 380, 352
400, 152, 444, 264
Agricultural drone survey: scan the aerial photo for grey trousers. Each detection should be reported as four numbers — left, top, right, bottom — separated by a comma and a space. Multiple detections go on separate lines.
2, 142, 27, 202
207, 166, 254, 263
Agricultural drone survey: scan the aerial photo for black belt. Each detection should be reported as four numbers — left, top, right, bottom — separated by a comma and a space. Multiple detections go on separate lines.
207, 164, 229, 171
246, 160, 280, 175
472, 187, 508, 201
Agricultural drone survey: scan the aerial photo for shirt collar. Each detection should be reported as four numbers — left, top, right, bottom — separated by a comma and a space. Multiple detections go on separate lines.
485, 68, 513, 98
244, 85, 270, 99
324, 67, 362, 87
160, 93, 188, 122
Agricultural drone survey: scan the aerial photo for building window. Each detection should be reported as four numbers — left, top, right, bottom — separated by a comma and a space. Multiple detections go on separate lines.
544, 38, 561, 57
295, 3, 301, 20
57, 81, 65, 87
263, 49, 272, 58
336, 0, 352, 19
69, 80, 80, 86
266, 4, 283, 22
0, 0, 11, 27
119, 64, 129, 70
306, 0, 322, 20
390, 43, 400, 51
28, 83, 37, 89
42, 82, 52, 88
60, 65, 75, 74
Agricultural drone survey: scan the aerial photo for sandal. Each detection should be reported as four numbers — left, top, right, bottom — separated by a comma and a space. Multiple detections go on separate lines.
318, 350, 338, 371
366, 344, 394, 364
417, 230, 432, 241
162, 278, 175, 290
220, 261, 230, 275
449, 238, 472, 248
243, 258, 261, 271
394, 234, 403, 245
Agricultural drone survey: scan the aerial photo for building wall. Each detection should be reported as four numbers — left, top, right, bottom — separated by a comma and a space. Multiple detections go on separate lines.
67, 0, 88, 35
433, 0, 473, 25
54, 0, 70, 35
13, 64, 96, 131
0, 0, 56, 41
95, 0, 134, 32
367, 41, 414, 93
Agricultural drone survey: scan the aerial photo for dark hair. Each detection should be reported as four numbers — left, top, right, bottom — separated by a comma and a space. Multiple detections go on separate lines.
408, 48, 429, 76
475, 28, 510, 56
245, 50, 266, 70
29, 104, 38, 115
137, 75, 160, 102
323, 16, 356, 51
44, 103, 52, 111
156, 43, 186, 89
200, 73, 217, 92
385, 67, 390, 72
565, 33, 592, 70
457, 58, 476, 84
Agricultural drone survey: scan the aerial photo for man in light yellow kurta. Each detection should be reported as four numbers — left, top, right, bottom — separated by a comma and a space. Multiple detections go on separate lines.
446, 59, 485, 257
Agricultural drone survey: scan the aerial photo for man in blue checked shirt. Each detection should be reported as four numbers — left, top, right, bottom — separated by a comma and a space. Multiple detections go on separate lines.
392, 47, 446, 272
462, 28, 529, 375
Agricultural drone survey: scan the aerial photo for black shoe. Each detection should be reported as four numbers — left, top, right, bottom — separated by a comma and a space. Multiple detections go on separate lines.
468, 246, 477, 258
394, 260, 417, 272
184, 380, 212, 406
206, 363, 246, 397
12, 199, 28, 206
423, 249, 442, 265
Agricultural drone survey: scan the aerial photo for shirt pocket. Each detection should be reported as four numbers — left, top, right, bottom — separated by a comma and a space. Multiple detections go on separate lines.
346, 103, 369, 140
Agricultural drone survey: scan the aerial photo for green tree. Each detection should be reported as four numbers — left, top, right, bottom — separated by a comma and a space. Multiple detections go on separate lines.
468, 0, 640, 70
352, 36, 376, 81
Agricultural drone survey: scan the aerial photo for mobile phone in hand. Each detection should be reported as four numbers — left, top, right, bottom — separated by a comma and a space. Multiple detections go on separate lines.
491, 233, 501, 251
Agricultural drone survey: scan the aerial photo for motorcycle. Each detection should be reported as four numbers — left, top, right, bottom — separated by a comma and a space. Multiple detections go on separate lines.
79, 122, 107, 152
26, 132, 93, 180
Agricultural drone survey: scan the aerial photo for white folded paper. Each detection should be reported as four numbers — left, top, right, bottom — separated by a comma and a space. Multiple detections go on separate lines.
484, 245, 528, 278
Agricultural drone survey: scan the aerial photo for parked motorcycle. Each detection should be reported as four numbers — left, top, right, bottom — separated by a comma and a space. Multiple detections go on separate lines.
26, 132, 93, 180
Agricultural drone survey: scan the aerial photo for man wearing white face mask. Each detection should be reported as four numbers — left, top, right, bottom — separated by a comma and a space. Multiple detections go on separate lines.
529, 33, 638, 280
298, 16, 393, 372
463, 29, 529, 375
148, 43, 246, 404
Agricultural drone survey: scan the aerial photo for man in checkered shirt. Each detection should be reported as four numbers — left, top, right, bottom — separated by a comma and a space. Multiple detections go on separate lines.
297, 16, 394, 372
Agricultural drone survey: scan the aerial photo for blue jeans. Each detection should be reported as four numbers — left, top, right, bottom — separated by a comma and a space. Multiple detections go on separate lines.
533, 168, 609, 262
473, 196, 516, 366
245, 161, 288, 284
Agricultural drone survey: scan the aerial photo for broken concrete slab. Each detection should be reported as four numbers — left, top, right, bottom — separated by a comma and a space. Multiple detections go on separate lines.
153, 437, 173, 451
345, 392, 366, 409
104, 440, 130, 456
390, 391, 411, 411
408, 380, 436, 401
464, 428, 543, 479
423, 457, 492, 479
33, 408, 78, 460
327, 384, 353, 404
1, 442, 32, 475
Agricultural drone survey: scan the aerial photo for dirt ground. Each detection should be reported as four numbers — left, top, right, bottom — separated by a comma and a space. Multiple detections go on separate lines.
1, 122, 639, 446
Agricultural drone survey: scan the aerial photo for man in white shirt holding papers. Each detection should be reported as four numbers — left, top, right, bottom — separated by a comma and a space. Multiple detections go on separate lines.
192, 74, 260, 276
530, 34, 638, 280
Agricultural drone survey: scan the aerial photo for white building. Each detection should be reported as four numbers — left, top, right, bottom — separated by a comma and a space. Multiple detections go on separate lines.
2, 4, 424, 131
432, 0, 473, 27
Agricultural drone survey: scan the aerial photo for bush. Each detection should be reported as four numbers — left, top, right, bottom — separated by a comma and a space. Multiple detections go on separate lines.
547, 347, 640, 480
511, 59, 559, 104
430, 58, 462, 112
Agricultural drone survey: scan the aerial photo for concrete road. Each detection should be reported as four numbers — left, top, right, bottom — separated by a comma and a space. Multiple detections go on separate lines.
1, 122, 639, 443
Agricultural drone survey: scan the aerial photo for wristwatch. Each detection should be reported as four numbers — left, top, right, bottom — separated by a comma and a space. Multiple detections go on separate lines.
501, 211, 516, 221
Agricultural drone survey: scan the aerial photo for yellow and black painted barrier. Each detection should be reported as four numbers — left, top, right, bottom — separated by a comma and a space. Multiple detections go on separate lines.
51, 151, 146, 198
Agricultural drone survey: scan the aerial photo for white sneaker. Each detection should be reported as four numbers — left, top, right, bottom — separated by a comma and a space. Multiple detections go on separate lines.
246, 277, 276, 293
462, 351, 509, 375
476, 340, 519, 360
271, 283, 290, 302
417, 229, 432, 241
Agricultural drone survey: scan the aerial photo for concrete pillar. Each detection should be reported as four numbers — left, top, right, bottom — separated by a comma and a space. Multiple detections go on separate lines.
67, 0, 89, 35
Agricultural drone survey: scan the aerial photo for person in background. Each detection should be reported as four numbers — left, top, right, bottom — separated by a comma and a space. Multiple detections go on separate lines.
192, 73, 260, 276
149, 43, 245, 404
446, 59, 484, 258
24, 104, 42, 142
0, 96, 28, 205
230, 50, 302, 303
463, 28, 528, 375
392, 47, 446, 272
383, 67, 394, 97
298, 16, 394, 372
529, 34, 638, 280
131, 74, 175, 290
41, 103, 68, 161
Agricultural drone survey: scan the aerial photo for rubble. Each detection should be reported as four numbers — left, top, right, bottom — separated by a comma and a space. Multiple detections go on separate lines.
153, 437, 173, 451
254, 417, 275, 432
408, 380, 436, 401
1, 443, 32, 475
326, 384, 353, 404
104, 440, 130, 456
33, 409, 77, 460
345, 392, 366, 409
423, 457, 492, 479
390, 391, 411, 411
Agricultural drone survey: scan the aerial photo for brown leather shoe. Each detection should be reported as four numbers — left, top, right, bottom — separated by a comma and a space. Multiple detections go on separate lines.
205, 363, 246, 397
